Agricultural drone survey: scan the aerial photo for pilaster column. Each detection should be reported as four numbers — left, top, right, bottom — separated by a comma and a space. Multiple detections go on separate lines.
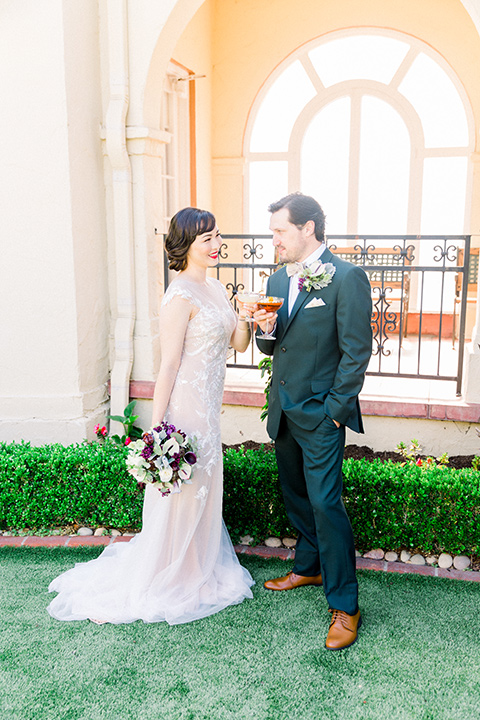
462, 151, 480, 402
126, 125, 171, 383
102, 0, 136, 431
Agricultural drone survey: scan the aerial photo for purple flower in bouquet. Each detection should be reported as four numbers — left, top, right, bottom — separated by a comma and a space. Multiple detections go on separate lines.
126, 421, 198, 496
141, 445, 154, 460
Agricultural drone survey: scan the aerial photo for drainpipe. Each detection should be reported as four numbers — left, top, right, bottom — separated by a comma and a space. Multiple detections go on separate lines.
104, 0, 135, 430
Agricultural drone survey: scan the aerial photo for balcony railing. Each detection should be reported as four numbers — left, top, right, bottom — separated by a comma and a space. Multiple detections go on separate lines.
164, 234, 474, 396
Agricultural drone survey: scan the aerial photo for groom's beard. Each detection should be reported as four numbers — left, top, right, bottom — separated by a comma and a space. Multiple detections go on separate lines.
277, 248, 300, 264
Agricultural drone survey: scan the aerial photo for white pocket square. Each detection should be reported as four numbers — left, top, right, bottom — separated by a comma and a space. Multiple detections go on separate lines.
305, 297, 326, 309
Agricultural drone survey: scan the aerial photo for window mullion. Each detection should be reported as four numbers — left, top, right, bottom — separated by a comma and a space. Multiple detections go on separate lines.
390, 46, 418, 90
347, 91, 361, 234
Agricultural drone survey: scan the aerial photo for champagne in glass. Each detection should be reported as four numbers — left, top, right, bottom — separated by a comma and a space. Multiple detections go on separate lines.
256, 296, 284, 339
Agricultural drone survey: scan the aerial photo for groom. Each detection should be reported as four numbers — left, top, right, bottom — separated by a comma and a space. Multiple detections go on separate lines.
254, 193, 372, 650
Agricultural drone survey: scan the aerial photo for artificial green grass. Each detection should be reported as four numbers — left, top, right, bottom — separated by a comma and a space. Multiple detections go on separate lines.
1, 548, 480, 720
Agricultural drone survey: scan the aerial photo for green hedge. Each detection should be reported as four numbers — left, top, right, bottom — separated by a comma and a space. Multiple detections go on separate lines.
0, 440, 143, 531
0, 441, 479, 555
224, 448, 480, 554
342, 457, 480, 555
223, 446, 294, 541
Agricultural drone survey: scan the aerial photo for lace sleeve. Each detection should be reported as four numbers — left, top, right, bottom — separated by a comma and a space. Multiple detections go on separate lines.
161, 283, 202, 310
217, 280, 232, 303
213, 279, 237, 320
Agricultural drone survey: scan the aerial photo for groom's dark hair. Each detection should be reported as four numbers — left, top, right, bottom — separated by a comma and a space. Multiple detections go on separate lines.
268, 192, 326, 243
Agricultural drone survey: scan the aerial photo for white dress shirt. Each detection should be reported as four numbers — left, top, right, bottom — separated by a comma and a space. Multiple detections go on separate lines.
288, 243, 326, 315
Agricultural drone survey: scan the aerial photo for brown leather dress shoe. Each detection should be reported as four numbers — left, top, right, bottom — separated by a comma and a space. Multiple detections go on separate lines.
325, 608, 362, 650
263, 570, 323, 591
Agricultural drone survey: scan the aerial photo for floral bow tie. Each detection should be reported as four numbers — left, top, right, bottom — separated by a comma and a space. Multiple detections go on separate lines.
285, 262, 306, 277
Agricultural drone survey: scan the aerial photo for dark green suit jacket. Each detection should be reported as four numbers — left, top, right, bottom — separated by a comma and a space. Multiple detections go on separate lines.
256, 248, 372, 439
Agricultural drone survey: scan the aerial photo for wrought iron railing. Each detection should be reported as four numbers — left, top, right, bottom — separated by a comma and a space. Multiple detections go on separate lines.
164, 234, 474, 396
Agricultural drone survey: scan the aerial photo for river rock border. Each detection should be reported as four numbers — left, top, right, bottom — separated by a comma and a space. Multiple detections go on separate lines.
1, 530, 479, 582
235, 536, 480, 582
257, 536, 473, 571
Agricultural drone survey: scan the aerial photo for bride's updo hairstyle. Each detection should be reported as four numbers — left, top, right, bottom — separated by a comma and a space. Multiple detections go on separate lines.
165, 207, 216, 272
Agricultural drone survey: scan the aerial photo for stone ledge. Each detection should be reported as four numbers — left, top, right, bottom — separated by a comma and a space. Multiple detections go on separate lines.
129, 380, 155, 398
223, 388, 265, 408
126, 381, 480, 422
360, 398, 480, 423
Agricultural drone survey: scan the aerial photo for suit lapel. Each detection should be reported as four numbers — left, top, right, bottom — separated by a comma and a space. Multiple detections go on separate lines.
320, 247, 335, 264
274, 269, 290, 340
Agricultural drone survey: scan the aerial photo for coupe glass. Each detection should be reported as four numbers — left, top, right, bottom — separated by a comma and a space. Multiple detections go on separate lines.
235, 291, 262, 323
256, 296, 284, 339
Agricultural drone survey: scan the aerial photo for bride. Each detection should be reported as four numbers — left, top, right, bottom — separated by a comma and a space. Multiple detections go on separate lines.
47, 207, 255, 625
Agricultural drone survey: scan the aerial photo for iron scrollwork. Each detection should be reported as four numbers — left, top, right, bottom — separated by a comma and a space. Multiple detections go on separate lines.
227, 282, 245, 302
243, 240, 264, 260
392, 244, 415, 264
433, 243, 457, 264
370, 285, 398, 357
355, 243, 375, 264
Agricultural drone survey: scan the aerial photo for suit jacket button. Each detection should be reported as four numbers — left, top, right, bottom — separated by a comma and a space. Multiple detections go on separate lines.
280, 380, 285, 386
281, 347, 286, 352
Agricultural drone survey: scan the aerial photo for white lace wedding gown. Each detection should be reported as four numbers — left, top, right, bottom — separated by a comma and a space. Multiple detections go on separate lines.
47, 276, 254, 625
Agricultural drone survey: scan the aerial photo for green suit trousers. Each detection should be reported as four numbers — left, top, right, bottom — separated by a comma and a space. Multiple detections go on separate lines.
275, 411, 358, 615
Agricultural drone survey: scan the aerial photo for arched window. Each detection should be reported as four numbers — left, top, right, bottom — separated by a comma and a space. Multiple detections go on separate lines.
245, 30, 474, 247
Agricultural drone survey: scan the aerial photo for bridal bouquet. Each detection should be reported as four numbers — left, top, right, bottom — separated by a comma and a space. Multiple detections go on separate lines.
126, 422, 197, 496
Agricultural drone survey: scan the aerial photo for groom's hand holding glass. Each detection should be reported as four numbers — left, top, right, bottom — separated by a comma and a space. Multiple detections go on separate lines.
237, 297, 279, 336
254, 296, 283, 339
235, 293, 279, 332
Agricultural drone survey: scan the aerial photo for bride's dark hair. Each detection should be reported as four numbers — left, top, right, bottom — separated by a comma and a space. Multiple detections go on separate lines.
165, 207, 216, 272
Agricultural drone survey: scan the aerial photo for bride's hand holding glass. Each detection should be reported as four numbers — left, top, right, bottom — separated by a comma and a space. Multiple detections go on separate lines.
235, 291, 261, 323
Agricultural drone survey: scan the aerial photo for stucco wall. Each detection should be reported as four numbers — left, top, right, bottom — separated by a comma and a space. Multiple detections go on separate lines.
210, 0, 480, 238
172, 0, 214, 212
3, 0, 480, 445
0, 1, 108, 443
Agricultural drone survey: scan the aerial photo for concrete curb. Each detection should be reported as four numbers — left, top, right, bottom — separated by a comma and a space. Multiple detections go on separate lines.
3, 536, 478, 582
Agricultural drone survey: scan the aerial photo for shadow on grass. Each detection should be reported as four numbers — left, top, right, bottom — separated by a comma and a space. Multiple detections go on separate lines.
1, 547, 480, 720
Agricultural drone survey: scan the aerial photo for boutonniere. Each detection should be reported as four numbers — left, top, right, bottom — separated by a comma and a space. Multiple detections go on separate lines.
293, 261, 336, 292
